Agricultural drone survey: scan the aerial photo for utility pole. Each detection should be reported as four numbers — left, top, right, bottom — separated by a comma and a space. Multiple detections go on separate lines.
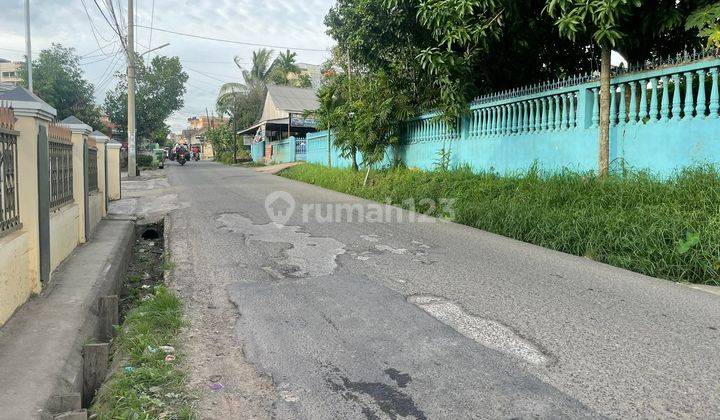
24, 0, 32, 91
127, 0, 137, 177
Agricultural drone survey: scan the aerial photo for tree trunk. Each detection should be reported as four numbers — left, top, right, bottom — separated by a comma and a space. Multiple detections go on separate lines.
598, 46, 611, 177
232, 117, 238, 164
351, 146, 359, 171
327, 126, 332, 167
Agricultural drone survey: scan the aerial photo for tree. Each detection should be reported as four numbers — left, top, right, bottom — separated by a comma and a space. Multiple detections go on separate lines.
687, 2, 720, 48
413, 0, 506, 121
104, 55, 188, 145
205, 125, 249, 163
545, 0, 641, 176
328, 0, 600, 121
296, 74, 313, 88
270, 49, 301, 85
617, 0, 706, 62
316, 49, 412, 171
215, 85, 265, 163
239, 48, 275, 87
326, 0, 438, 110
19, 43, 102, 127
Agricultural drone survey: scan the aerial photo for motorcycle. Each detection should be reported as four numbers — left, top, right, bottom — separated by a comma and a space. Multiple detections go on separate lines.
175, 149, 190, 166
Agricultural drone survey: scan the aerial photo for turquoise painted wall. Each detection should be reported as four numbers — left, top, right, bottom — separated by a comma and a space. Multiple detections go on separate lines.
305, 57, 720, 177
307, 131, 354, 168
269, 137, 306, 163
307, 131, 395, 168
251, 141, 265, 163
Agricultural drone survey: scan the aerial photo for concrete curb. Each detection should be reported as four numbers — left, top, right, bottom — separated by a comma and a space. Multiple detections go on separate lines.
0, 219, 134, 419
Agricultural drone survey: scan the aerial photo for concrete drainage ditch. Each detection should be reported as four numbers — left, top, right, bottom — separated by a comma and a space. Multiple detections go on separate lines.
44, 220, 167, 419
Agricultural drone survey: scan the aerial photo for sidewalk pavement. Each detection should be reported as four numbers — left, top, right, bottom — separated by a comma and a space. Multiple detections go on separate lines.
253, 161, 302, 175
110, 169, 183, 223
0, 220, 133, 419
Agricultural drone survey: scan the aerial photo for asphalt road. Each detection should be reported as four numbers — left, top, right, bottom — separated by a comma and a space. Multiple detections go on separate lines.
164, 160, 720, 419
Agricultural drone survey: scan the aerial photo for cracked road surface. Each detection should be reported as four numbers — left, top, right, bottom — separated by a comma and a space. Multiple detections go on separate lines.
162, 161, 720, 419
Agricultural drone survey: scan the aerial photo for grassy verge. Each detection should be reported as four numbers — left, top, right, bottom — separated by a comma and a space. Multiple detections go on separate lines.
92, 287, 191, 419
92, 226, 192, 419
280, 163, 720, 285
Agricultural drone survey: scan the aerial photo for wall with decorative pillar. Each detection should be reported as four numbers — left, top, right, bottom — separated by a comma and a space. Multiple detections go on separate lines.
309, 55, 720, 177
106, 141, 122, 201
0, 90, 56, 325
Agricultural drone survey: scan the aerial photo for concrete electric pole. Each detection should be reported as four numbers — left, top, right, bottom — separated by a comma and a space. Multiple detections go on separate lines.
127, 0, 137, 177
24, 0, 32, 91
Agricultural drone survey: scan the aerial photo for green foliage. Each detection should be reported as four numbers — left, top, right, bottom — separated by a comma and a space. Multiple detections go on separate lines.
205, 125, 250, 164
282, 164, 720, 285
269, 49, 307, 87
326, 0, 438, 110
137, 155, 154, 168
19, 44, 102, 128
237, 48, 275, 87
544, 0, 641, 47
686, 2, 720, 48
216, 84, 265, 131
296, 74, 313, 88
217, 47, 310, 134
317, 68, 412, 169
104, 56, 188, 140
91, 286, 191, 418
413, 0, 504, 121
433, 146, 452, 172
324, 0, 702, 126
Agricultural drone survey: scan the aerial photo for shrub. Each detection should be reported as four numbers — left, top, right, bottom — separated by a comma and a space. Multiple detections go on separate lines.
137, 154, 153, 167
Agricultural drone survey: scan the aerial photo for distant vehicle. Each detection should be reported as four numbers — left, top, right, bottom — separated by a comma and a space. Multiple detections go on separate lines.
174, 145, 190, 166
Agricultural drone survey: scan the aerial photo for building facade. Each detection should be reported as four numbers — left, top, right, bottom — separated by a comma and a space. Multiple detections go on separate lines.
0, 59, 22, 85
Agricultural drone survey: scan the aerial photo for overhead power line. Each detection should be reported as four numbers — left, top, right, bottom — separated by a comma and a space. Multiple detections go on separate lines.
80, 0, 113, 53
81, 48, 121, 65
134, 25, 330, 52
79, 40, 118, 58
185, 66, 243, 83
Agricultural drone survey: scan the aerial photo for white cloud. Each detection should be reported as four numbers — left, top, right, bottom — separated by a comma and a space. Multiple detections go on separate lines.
0, 0, 335, 131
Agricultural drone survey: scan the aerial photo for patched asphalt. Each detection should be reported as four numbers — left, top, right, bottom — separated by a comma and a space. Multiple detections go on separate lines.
166, 161, 720, 418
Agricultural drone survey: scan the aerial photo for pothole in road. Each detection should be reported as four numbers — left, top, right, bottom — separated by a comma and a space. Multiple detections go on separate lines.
408, 295, 549, 366
217, 213, 346, 277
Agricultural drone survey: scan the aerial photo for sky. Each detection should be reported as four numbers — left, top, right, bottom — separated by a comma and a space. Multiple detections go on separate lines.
0, 0, 335, 132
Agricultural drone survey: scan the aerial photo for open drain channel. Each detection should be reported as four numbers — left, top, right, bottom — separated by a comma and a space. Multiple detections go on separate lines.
408, 295, 549, 365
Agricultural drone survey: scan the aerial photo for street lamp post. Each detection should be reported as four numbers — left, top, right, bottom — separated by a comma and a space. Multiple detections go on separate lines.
24, 0, 32, 91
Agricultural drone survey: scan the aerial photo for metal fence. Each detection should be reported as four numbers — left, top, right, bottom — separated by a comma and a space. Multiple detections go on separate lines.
49, 139, 73, 209
0, 106, 20, 236
295, 138, 307, 161
88, 148, 98, 192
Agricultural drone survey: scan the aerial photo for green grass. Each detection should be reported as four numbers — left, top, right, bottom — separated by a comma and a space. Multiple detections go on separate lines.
91, 286, 192, 419
240, 161, 266, 167
280, 163, 720, 285
214, 149, 252, 165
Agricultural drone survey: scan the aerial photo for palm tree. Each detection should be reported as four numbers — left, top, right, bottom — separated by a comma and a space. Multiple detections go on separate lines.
270, 49, 301, 85
240, 48, 275, 86
216, 48, 274, 115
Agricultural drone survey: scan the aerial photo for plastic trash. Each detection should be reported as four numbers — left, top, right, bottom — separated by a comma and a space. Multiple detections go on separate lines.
164, 354, 176, 362
159, 345, 175, 354
209, 382, 224, 391
124, 366, 135, 373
